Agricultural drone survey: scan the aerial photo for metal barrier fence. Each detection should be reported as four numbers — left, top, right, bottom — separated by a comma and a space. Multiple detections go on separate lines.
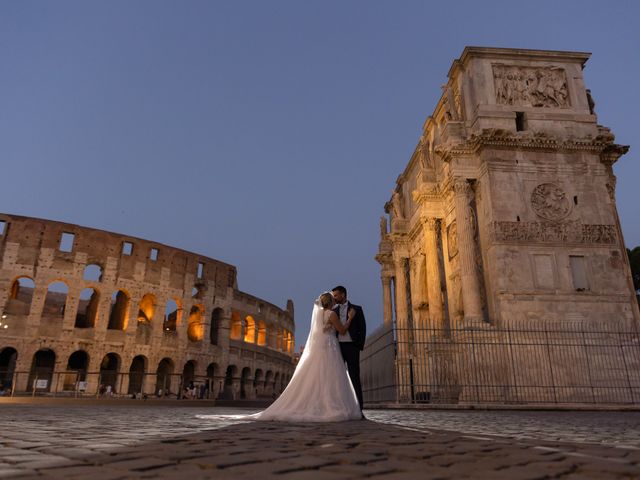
0, 371, 231, 399
361, 323, 640, 405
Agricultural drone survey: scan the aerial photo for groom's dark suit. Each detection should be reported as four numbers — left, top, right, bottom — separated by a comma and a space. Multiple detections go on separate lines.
333, 301, 366, 411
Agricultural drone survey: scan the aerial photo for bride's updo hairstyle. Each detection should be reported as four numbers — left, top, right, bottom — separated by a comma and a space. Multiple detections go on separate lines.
318, 292, 334, 309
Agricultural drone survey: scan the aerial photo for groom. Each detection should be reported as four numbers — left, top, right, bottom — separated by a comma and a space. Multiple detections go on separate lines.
331, 285, 366, 415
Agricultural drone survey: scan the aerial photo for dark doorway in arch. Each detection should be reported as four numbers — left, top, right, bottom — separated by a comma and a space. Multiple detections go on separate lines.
182, 360, 195, 390
65, 350, 89, 391
210, 308, 222, 345
28, 349, 56, 392
128, 355, 146, 395
240, 367, 251, 399
108, 291, 129, 330
274, 372, 281, 394
0, 347, 17, 390
99, 353, 120, 393
222, 365, 237, 400
75, 288, 99, 328
155, 358, 174, 396
254, 369, 263, 397
206, 363, 218, 400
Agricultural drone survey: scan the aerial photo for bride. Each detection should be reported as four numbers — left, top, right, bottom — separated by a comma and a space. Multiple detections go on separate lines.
252, 292, 362, 422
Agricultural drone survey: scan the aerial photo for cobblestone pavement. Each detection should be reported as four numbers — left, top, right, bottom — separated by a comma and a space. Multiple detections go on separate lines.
0, 405, 639, 479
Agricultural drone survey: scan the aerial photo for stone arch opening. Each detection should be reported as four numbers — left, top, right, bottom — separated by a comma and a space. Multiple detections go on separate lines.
276, 327, 282, 350
257, 320, 266, 346
254, 369, 263, 397
99, 353, 120, 393
206, 362, 218, 399
182, 360, 196, 385
108, 290, 129, 330
82, 264, 103, 282
65, 350, 89, 390
244, 315, 256, 343
229, 312, 242, 340
28, 349, 56, 392
223, 365, 237, 399
0, 347, 17, 391
163, 299, 181, 332
128, 355, 147, 395
137, 293, 155, 323
67, 350, 89, 375
4, 276, 35, 316
75, 288, 99, 328
155, 358, 174, 396
43, 281, 68, 318
210, 308, 222, 345
187, 305, 204, 342
240, 367, 251, 399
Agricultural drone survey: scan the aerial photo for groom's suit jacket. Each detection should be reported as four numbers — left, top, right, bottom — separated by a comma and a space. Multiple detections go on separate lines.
333, 302, 367, 351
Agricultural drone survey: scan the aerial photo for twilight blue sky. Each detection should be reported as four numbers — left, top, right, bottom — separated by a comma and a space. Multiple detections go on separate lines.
1, 1, 639, 349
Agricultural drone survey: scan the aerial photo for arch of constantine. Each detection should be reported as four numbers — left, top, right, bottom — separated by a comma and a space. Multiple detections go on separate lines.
366, 47, 640, 405
0, 213, 295, 399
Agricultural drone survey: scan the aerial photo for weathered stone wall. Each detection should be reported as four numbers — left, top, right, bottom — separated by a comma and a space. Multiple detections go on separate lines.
0, 213, 295, 398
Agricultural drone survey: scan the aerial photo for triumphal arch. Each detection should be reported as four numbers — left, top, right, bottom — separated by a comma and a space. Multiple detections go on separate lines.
369, 47, 640, 405
0, 214, 295, 399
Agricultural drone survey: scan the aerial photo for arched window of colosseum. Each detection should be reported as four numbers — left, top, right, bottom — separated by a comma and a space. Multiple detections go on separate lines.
275, 327, 282, 350
187, 305, 204, 342
99, 353, 120, 393
83, 264, 103, 282
108, 290, 129, 330
240, 367, 251, 399
128, 355, 147, 395
244, 316, 256, 343
75, 288, 99, 329
28, 349, 55, 392
210, 308, 222, 345
287, 332, 294, 353
182, 360, 196, 390
257, 320, 266, 346
155, 358, 174, 396
4, 276, 35, 316
0, 347, 18, 389
229, 312, 242, 340
65, 351, 89, 390
43, 281, 69, 318
163, 299, 181, 332
137, 294, 155, 323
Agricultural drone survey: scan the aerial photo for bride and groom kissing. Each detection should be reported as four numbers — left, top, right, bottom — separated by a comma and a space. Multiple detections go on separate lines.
252, 285, 367, 422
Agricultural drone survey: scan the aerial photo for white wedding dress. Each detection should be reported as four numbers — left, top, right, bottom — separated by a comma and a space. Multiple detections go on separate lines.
252, 303, 362, 422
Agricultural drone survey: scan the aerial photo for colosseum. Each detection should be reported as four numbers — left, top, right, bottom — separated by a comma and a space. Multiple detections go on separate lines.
0, 213, 296, 400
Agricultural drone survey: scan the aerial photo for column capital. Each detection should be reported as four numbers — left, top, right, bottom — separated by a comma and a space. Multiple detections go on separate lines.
452, 176, 472, 196
421, 216, 439, 230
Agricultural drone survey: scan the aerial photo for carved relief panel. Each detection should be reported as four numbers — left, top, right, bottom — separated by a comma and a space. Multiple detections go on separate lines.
493, 65, 570, 108
530, 183, 572, 221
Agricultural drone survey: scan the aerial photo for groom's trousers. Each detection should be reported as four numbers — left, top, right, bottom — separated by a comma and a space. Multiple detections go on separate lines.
339, 342, 363, 411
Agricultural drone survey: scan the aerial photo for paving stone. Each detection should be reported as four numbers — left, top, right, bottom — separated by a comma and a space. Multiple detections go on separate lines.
0, 404, 638, 479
